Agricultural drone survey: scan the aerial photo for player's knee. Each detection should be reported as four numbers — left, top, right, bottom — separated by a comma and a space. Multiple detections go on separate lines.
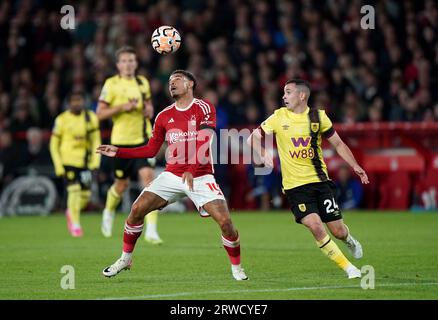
331, 225, 348, 240
130, 201, 146, 221
312, 225, 326, 237
304, 221, 325, 238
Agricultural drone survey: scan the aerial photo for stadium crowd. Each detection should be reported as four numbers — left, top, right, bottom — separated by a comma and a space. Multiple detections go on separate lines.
0, 0, 437, 209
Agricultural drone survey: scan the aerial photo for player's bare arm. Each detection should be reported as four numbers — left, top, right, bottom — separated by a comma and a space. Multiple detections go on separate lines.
96, 100, 136, 120
247, 128, 273, 168
327, 132, 369, 184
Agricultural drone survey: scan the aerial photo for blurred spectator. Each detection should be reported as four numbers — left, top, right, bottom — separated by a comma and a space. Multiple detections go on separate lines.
20, 127, 51, 174
0, 130, 24, 188
246, 155, 283, 210
0, 0, 436, 133
10, 100, 37, 134
40, 95, 61, 129
0, 92, 11, 130
75, 4, 97, 44
335, 165, 364, 210
363, 97, 384, 122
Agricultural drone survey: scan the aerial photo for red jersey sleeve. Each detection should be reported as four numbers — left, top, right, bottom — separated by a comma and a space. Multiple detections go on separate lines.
116, 113, 166, 159
198, 99, 216, 131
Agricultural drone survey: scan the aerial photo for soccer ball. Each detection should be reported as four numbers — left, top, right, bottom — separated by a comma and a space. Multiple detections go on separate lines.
151, 26, 181, 54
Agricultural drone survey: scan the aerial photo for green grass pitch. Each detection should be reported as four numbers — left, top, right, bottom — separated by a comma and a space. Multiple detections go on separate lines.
0, 211, 437, 300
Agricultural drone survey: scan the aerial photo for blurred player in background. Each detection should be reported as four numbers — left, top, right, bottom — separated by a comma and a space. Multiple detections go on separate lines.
97, 46, 162, 244
248, 79, 369, 279
97, 70, 248, 281
49, 91, 101, 237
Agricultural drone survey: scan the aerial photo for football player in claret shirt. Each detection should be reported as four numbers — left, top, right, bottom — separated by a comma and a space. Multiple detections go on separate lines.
97, 70, 248, 281
97, 46, 162, 244
248, 79, 369, 279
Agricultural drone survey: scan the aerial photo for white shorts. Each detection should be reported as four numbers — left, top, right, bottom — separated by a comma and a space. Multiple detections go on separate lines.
142, 171, 226, 217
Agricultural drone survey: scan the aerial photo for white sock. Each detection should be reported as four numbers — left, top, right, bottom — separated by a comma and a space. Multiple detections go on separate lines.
231, 264, 242, 271
121, 251, 132, 261
145, 223, 158, 237
103, 209, 114, 217
346, 263, 359, 272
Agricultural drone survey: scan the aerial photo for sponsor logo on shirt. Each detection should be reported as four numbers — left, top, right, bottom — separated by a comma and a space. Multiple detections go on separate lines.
168, 130, 198, 144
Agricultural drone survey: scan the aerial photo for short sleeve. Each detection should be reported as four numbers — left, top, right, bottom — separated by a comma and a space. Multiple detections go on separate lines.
320, 110, 335, 138
260, 113, 277, 135
199, 100, 216, 130
98, 80, 114, 105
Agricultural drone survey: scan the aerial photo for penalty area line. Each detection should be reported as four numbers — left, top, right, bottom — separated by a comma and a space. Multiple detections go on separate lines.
98, 281, 438, 300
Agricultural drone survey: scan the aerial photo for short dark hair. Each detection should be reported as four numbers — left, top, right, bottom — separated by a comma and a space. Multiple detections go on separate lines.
67, 90, 85, 101
115, 46, 136, 61
170, 69, 197, 91
285, 78, 312, 94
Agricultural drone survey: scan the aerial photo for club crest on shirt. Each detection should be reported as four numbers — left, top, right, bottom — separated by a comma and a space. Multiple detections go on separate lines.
298, 203, 306, 212
311, 123, 319, 133
190, 115, 196, 125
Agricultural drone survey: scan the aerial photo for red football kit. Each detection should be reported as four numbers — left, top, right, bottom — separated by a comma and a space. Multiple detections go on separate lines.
116, 98, 216, 177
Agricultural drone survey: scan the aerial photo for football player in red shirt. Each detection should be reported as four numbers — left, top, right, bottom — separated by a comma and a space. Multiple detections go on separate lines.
98, 70, 248, 281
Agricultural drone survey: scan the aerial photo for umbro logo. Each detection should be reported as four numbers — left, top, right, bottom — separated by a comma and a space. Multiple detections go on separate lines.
168, 118, 174, 123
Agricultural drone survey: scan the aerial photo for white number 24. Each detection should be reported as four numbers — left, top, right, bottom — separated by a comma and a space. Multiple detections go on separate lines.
324, 198, 339, 213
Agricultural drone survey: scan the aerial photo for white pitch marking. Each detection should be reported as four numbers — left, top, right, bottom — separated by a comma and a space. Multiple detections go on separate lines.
98, 281, 438, 300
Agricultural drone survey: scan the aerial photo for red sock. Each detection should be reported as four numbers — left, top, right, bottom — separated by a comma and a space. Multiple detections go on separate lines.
222, 233, 241, 265
123, 221, 143, 253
